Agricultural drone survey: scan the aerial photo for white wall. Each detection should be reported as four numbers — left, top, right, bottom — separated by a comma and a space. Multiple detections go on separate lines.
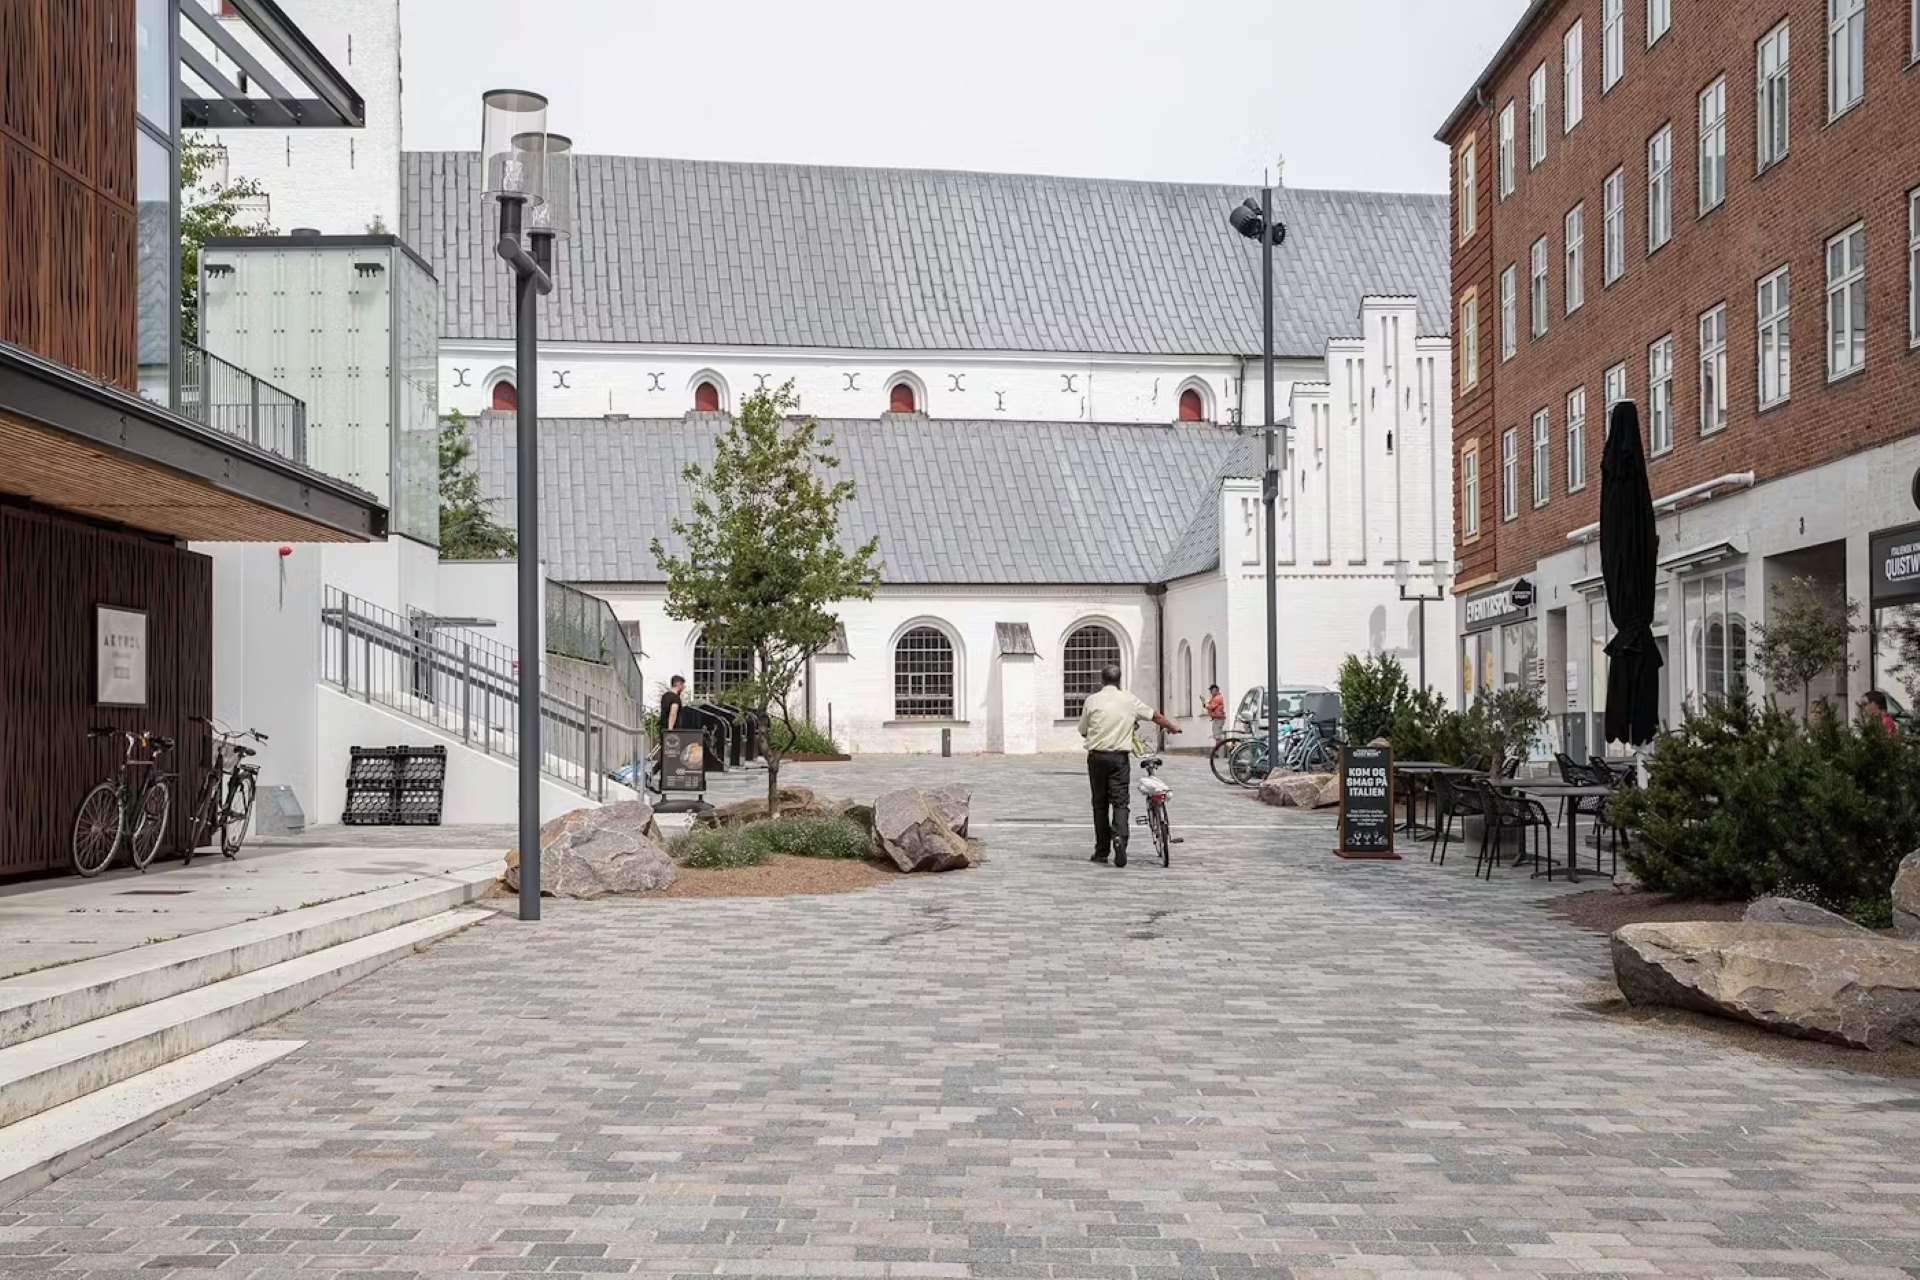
441, 341, 1320, 428
594, 584, 1159, 754
1163, 573, 1229, 733
436, 559, 546, 656
195, 0, 404, 235
204, 542, 324, 823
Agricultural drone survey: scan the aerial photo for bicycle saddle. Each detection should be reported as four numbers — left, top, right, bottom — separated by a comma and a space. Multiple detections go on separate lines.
232, 745, 257, 759
1139, 755, 1163, 769
145, 734, 174, 750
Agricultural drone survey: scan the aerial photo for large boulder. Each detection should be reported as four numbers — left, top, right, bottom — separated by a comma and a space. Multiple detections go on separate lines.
923, 785, 972, 838
504, 802, 677, 898
1612, 921, 1920, 1049
872, 787, 976, 872
1743, 896, 1869, 933
1895, 850, 1920, 939
1257, 772, 1336, 809
695, 786, 826, 828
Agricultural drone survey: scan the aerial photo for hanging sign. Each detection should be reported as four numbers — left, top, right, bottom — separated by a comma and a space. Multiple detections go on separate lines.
1335, 744, 1399, 860
1869, 521, 1920, 609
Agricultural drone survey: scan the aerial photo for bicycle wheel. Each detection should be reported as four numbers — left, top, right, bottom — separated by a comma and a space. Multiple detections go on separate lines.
71, 782, 125, 878
1228, 738, 1268, 787
1150, 803, 1170, 867
221, 774, 256, 858
186, 770, 223, 864
1209, 736, 1243, 785
128, 778, 172, 871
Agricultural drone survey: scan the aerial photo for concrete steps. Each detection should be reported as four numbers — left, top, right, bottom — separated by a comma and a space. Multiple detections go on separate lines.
0, 871, 495, 1206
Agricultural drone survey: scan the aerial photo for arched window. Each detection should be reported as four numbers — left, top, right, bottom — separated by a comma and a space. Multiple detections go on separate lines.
889, 381, 917, 413
1201, 635, 1217, 690
693, 380, 720, 413
692, 635, 754, 699
1062, 623, 1123, 718
893, 626, 956, 719
490, 379, 517, 411
1178, 641, 1193, 713
1178, 388, 1204, 421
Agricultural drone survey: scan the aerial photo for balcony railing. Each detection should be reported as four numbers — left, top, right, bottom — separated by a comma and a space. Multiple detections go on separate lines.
180, 342, 307, 465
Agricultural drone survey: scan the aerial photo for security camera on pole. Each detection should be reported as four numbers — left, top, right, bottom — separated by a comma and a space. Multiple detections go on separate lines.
1226, 189, 1287, 773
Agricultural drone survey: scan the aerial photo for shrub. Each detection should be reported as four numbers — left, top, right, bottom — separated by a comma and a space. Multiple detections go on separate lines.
1613, 688, 1920, 912
1338, 653, 1410, 746
1458, 682, 1547, 771
768, 719, 844, 756
669, 814, 872, 868
1388, 685, 1463, 763
671, 827, 771, 870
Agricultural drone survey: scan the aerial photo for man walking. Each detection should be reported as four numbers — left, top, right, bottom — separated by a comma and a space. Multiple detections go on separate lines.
1078, 663, 1180, 867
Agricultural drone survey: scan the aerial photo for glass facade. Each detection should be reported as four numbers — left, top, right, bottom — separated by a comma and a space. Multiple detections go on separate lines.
134, 0, 176, 407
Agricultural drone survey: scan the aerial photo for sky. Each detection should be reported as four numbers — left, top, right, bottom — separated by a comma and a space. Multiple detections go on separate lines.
400, 0, 1529, 195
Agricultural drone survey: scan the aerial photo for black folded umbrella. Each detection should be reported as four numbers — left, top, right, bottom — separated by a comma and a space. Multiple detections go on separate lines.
1600, 400, 1662, 746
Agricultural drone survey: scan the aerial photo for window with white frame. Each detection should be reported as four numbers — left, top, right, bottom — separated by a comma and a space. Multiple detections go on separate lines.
1604, 362, 1627, 419
1699, 304, 1728, 434
1500, 265, 1517, 361
1498, 102, 1516, 198
1682, 568, 1748, 706
1530, 236, 1549, 337
1457, 139, 1477, 241
1603, 167, 1625, 284
1604, 0, 1624, 88
1063, 624, 1123, 718
1698, 77, 1726, 213
1566, 386, 1588, 492
1460, 291, 1479, 387
1564, 20, 1585, 131
894, 626, 957, 720
1502, 427, 1519, 521
1647, 0, 1670, 45
1910, 189, 1919, 346
1564, 204, 1585, 313
1758, 21, 1790, 170
1648, 334, 1674, 453
1528, 64, 1548, 169
1829, 0, 1864, 119
1827, 222, 1866, 378
1461, 447, 1480, 538
1758, 265, 1792, 406
1532, 410, 1551, 508
1647, 125, 1672, 252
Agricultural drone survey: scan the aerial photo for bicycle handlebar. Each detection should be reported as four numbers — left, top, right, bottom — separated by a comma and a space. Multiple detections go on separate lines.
191, 715, 268, 744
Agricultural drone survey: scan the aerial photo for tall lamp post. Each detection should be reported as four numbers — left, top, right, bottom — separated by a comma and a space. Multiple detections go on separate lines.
481, 90, 562, 922
1394, 559, 1449, 693
1227, 191, 1287, 771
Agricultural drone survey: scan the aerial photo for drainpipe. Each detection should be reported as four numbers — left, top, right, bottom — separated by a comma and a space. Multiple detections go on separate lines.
1150, 582, 1169, 721
1235, 356, 1249, 430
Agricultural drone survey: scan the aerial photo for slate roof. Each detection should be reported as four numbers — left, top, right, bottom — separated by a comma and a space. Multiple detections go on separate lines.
468, 415, 1243, 586
1155, 433, 1267, 582
402, 152, 1449, 357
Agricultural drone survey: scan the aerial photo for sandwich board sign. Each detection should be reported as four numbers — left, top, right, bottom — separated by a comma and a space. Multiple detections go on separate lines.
1335, 743, 1398, 860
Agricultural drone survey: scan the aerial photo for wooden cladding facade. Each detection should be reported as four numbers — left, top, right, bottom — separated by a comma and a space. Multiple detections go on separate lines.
0, 0, 138, 391
0, 505, 212, 877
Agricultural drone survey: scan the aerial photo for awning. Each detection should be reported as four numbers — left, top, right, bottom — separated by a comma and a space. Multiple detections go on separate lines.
996, 622, 1038, 656
1658, 539, 1743, 576
0, 342, 386, 542
178, 0, 365, 129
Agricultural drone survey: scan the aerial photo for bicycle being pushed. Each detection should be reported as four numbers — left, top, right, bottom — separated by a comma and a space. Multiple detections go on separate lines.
71, 727, 176, 877
188, 716, 268, 862
1132, 734, 1181, 867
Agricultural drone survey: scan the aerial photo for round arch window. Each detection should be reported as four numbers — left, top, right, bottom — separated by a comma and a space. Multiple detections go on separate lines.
893, 626, 955, 719
491, 380, 517, 411
694, 380, 720, 413
889, 381, 918, 413
1178, 387, 1205, 421
1063, 624, 1123, 718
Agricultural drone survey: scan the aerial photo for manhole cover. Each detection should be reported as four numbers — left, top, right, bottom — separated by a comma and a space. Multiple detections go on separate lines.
118, 889, 194, 896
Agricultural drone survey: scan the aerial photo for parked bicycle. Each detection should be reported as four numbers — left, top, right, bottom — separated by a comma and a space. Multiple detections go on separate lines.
1228, 714, 1342, 785
71, 728, 175, 877
188, 716, 268, 862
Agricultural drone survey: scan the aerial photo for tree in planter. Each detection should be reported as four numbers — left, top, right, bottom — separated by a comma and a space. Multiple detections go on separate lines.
1337, 652, 1410, 746
1461, 681, 1547, 772
180, 134, 274, 345
652, 383, 881, 816
1752, 575, 1860, 719
437, 410, 517, 559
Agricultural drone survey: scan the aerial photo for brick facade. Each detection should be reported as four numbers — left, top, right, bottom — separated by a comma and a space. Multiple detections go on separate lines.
1440, 0, 1920, 588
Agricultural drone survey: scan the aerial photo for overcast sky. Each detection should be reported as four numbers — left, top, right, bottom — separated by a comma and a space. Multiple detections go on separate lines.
400, 0, 1527, 194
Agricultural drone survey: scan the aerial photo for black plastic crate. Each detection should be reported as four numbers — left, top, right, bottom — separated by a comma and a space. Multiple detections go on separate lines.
342, 745, 446, 825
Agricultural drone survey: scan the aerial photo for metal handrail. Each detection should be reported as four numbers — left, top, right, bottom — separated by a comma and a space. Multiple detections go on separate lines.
545, 581, 645, 710
319, 586, 647, 800
180, 341, 308, 465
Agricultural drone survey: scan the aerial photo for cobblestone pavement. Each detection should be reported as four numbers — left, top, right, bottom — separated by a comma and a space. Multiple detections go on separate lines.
10, 756, 1920, 1279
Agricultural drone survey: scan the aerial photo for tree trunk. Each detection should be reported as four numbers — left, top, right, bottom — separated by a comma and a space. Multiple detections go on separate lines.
766, 752, 780, 817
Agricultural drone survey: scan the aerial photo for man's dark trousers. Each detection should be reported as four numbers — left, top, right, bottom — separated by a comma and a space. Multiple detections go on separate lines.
1087, 750, 1131, 861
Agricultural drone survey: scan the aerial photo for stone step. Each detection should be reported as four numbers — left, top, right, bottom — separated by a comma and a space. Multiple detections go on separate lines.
0, 908, 487, 1130
0, 861, 497, 1051
0, 1038, 304, 1208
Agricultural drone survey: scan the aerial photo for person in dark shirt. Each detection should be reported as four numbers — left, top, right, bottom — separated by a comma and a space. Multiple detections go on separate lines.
659, 675, 686, 736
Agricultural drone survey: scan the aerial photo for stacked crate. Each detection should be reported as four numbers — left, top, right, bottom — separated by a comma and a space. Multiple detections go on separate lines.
341, 745, 447, 825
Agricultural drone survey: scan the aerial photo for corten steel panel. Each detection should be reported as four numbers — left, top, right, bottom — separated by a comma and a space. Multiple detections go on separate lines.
0, 0, 136, 390
0, 506, 212, 877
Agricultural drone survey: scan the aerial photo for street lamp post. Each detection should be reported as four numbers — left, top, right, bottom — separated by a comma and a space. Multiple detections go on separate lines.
481, 90, 560, 922
1394, 559, 1449, 693
1227, 191, 1287, 771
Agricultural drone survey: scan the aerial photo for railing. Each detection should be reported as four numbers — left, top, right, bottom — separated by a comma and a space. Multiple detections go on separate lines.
546, 581, 646, 710
319, 586, 647, 800
180, 341, 308, 465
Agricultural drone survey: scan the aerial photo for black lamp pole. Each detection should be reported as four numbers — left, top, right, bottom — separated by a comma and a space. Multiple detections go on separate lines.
1228, 190, 1287, 771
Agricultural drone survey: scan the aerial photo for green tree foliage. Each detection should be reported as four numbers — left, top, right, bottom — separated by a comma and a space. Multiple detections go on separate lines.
1387, 685, 1464, 765
1338, 653, 1410, 746
179, 134, 274, 344
1752, 575, 1860, 718
1459, 681, 1547, 771
651, 383, 881, 815
437, 410, 517, 559
1612, 689, 1918, 916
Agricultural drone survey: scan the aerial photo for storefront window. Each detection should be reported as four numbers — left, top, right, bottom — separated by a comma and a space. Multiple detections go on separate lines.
1476, 632, 1495, 697
1501, 620, 1540, 688
1683, 567, 1747, 706
1588, 597, 1613, 757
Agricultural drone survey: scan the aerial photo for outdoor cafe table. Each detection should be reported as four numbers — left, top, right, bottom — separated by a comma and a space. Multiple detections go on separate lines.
1393, 762, 1482, 836
1487, 777, 1618, 883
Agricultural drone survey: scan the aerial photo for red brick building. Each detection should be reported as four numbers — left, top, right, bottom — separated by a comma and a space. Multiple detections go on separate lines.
1437, 0, 1920, 752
